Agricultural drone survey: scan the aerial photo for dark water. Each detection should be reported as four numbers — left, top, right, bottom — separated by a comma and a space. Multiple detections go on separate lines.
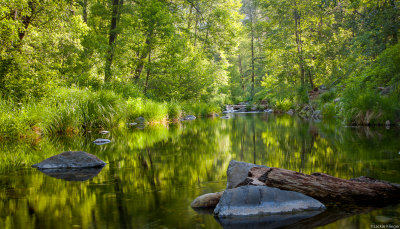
0, 113, 400, 228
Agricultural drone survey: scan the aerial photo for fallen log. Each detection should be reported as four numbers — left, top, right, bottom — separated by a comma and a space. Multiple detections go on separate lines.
237, 167, 400, 206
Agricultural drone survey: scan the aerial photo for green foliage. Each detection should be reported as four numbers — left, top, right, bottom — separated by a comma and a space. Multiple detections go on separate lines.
339, 85, 400, 125
167, 100, 182, 120
319, 90, 336, 104
322, 102, 337, 118
295, 86, 310, 104
273, 98, 294, 112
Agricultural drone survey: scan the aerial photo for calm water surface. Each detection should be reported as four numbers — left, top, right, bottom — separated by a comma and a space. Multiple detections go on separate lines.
0, 113, 399, 228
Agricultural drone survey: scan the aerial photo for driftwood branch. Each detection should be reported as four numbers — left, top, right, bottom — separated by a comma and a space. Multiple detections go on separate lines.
237, 167, 400, 206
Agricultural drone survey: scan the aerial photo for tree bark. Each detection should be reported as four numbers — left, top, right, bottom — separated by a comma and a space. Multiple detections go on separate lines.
238, 167, 400, 206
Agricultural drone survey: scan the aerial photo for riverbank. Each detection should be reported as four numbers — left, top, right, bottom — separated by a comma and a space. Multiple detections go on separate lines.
0, 87, 221, 140
239, 83, 400, 126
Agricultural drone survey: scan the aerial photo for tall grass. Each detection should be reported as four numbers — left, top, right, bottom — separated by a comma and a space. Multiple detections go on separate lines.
0, 87, 223, 139
338, 85, 400, 125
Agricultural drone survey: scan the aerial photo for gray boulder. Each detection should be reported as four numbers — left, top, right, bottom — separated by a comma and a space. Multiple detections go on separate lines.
135, 116, 146, 123
214, 186, 325, 217
226, 160, 268, 189
264, 109, 273, 113
191, 191, 224, 208
221, 116, 230, 119
287, 109, 294, 115
93, 138, 111, 145
32, 151, 106, 169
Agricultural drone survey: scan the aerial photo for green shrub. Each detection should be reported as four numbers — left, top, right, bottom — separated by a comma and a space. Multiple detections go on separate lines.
322, 102, 337, 118
168, 100, 182, 120
274, 98, 293, 112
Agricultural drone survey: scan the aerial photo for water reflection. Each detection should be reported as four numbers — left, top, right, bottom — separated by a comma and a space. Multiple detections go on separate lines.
36, 167, 105, 181
0, 113, 399, 228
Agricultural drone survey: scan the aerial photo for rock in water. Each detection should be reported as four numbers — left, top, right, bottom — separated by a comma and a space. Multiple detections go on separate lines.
191, 191, 224, 208
183, 115, 196, 120
226, 160, 268, 189
214, 186, 325, 217
32, 151, 106, 169
93, 139, 111, 145
100, 130, 109, 134
221, 116, 230, 119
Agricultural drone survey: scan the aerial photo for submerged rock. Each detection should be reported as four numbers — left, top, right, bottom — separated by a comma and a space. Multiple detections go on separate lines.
32, 151, 106, 169
214, 186, 325, 217
93, 138, 111, 145
216, 210, 323, 229
226, 160, 268, 189
37, 167, 104, 181
191, 191, 224, 208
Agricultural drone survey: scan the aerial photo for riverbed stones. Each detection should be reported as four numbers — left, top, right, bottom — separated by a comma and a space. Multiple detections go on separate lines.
214, 186, 326, 217
191, 191, 224, 208
32, 151, 106, 169
183, 115, 196, 120
226, 160, 268, 189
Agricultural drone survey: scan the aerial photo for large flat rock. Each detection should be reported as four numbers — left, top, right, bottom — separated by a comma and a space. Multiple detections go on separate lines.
32, 151, 106, 169
226, 160, 268, 189
214, 186, 325, 217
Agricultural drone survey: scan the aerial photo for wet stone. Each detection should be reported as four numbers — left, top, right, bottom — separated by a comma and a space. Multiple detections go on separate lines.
32, 151, 106, 169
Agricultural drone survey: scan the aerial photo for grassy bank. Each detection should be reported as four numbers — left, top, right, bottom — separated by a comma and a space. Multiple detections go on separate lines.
0, 87, 222, 140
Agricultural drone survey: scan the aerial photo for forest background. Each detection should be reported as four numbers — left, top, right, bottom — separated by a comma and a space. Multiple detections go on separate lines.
0, 0, 399, 139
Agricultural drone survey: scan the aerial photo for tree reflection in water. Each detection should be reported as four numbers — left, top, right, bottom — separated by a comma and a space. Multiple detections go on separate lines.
0, 113, 399, 228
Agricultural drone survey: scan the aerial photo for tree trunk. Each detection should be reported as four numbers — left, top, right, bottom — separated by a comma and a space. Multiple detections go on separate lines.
133, 31, 152, 81
238, 55, 245, 93
238, 167, 400, 206
105, 0, 123, 82
144, 49, 151, 95
250, 12, 255, 100
82, 0, 88, 23
18, 1, 35, 42
294, 2, 305, 85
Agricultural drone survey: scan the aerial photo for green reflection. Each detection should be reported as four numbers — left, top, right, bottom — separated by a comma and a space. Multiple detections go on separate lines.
0, 113, 399, 228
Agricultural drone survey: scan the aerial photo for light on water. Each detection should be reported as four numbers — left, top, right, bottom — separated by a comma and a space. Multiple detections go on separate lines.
0, 113, 399, 228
